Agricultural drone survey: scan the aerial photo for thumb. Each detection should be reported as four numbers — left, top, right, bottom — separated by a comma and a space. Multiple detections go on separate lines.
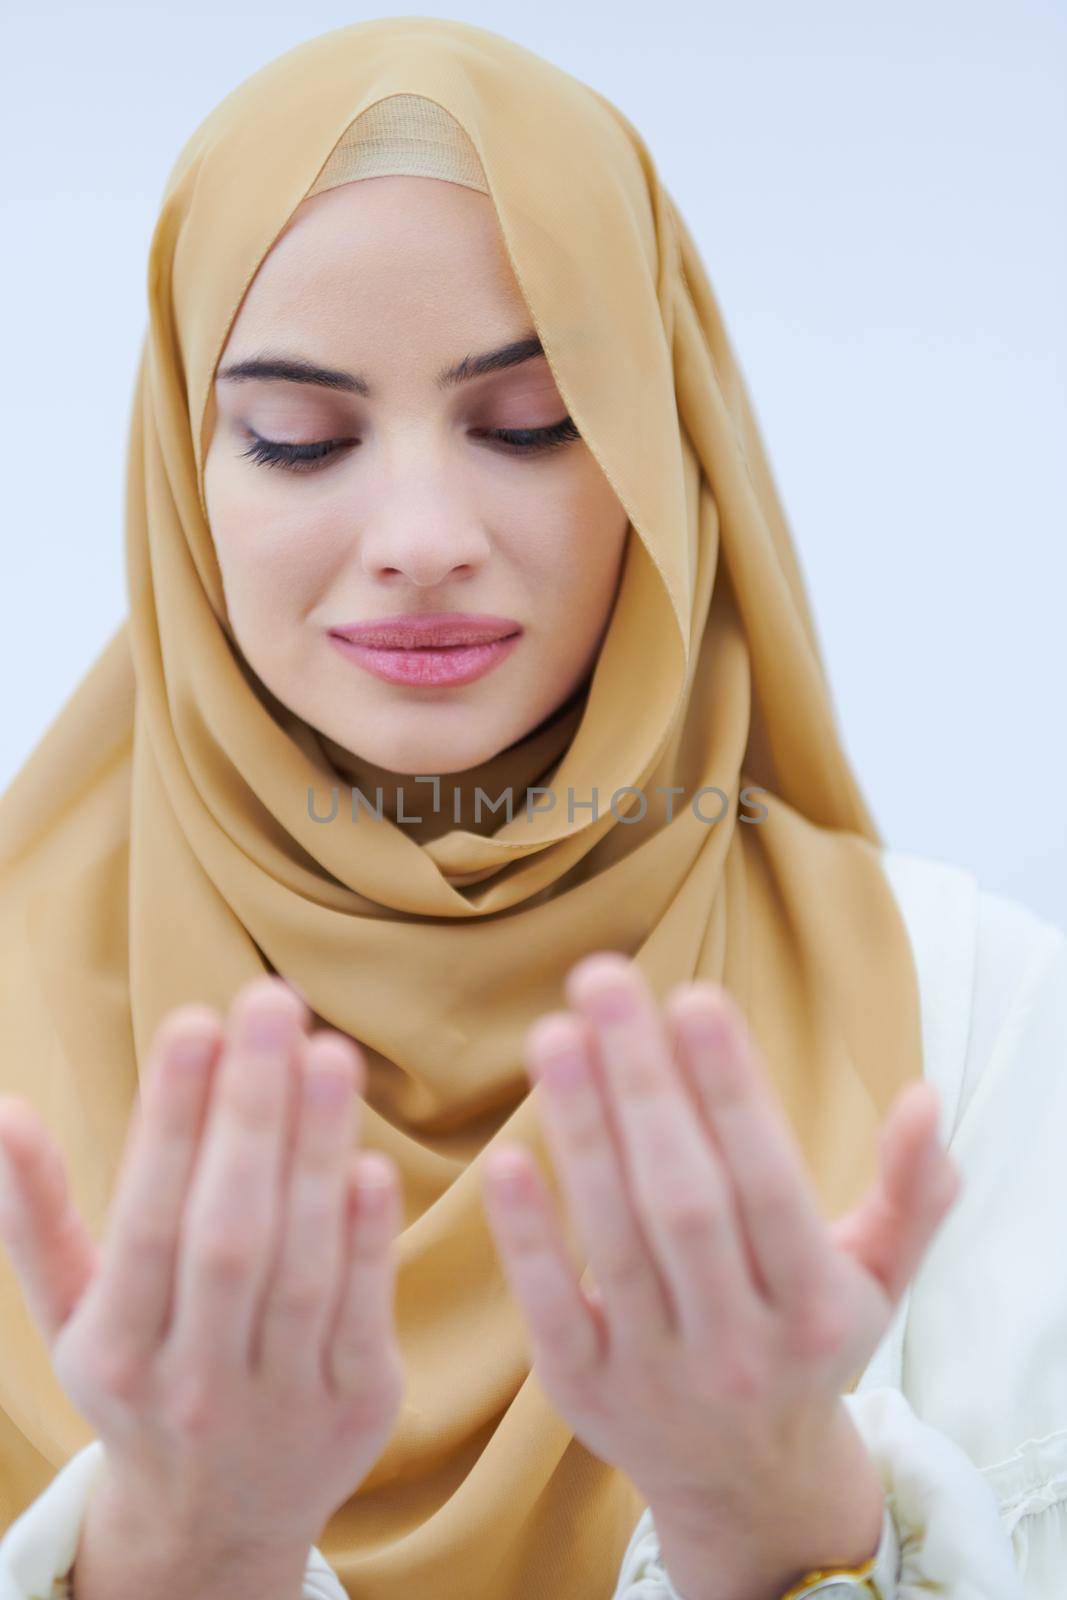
0, 1096, 99, 1343
830, 1081, 962, 1305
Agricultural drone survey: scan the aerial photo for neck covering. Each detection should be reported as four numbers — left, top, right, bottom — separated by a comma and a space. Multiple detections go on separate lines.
0, 18, 924, 1598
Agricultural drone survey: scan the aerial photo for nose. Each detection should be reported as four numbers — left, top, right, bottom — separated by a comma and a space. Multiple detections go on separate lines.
359, 509, 492, 588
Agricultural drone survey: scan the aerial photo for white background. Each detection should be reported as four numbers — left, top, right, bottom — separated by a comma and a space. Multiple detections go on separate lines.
2, 2, 1064, 927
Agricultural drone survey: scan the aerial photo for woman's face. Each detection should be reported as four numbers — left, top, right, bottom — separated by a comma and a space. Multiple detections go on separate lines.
202, 175, 630, 776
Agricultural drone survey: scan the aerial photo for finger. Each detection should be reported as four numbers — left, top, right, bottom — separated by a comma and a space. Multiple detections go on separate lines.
326, 1151, 401, 1399
80, 1008, 223, 1371
168, 978, 305, 1370
831, 1082, 962, 1304
524, 1010, 674, 1343
0, 1097, 98, 1343
564, 957, 751, 1342
664, 980, 835, 1318
483, 1143, 604, 1387
254, 1031, 361, 1386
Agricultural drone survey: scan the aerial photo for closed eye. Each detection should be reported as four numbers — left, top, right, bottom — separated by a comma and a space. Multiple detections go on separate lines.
238, 416, 581, 474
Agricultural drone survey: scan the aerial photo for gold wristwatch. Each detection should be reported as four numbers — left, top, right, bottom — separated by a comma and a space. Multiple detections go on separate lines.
776, 1501, 898, 1600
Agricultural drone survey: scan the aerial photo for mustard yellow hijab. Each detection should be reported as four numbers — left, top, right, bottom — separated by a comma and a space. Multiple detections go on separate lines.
0, 16, 923, 1597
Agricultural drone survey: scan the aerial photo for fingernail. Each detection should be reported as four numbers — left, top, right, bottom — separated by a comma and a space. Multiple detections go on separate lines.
246, 1008, 293, 1050
305, 1070, 349, 1109
583, 983, 633, 1023
539, 1046, 588, 1091
486, 1148, 531, 1200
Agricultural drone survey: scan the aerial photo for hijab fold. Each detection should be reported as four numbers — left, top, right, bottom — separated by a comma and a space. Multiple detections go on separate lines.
0, 19, 923, 1597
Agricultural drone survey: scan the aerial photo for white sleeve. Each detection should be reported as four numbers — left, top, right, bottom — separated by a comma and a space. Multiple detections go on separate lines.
890, 875, 1067, 1596
609, 1384, 1020, 1599
0, 1438, 348, 1600
611, 863, 1067, 1600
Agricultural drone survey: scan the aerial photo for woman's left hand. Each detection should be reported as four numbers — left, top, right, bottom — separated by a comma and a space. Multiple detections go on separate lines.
481, 954, 962, 1600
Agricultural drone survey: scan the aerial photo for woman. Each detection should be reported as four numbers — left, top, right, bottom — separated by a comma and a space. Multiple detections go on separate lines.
0, 17, 1063, 1600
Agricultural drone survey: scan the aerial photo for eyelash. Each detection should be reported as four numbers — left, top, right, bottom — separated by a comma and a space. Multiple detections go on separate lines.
238, 417, 581, 475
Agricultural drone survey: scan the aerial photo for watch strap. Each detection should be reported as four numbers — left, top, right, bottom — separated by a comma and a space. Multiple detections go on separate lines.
777, 1498, 900, 1600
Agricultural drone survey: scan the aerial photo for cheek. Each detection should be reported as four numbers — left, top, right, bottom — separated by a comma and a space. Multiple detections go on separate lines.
206, 451, 347, 630
524, 472, 629, 615
208, 488, 341, 637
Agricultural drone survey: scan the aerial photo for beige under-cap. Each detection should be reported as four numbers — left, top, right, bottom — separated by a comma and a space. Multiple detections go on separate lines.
306, 91, 491, 198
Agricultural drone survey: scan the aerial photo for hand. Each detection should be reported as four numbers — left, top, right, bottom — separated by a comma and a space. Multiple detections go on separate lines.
0, 976, 404, 1561
481, 954, 962, 1600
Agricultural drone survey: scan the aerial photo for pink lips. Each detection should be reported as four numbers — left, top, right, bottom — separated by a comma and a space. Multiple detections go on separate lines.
330, 612, 522, 648
327, 611, 523, 687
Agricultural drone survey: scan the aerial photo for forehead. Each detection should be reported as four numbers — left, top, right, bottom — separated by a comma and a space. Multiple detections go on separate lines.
216, 175, 527, 364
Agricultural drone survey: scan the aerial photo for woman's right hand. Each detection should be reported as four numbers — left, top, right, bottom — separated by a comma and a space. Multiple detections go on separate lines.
0, 975, 404, 1562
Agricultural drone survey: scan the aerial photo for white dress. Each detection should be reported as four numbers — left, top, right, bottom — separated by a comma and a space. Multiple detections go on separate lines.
0, 847, 1064, 1600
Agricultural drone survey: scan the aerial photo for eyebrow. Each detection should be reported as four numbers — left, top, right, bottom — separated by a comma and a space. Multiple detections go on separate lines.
215, 331, 546, 397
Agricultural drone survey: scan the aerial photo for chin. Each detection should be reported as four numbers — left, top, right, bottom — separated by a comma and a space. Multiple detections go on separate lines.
381, 745, 502, 777
352, 724, 509, 777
